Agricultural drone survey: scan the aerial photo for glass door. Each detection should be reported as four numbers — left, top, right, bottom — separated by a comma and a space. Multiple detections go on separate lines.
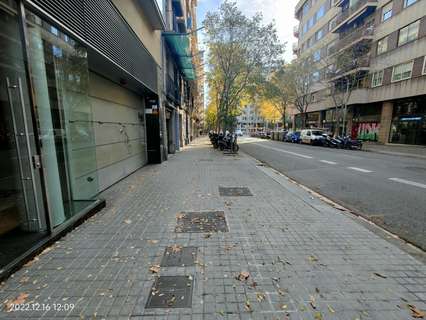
0, 1, 46, 270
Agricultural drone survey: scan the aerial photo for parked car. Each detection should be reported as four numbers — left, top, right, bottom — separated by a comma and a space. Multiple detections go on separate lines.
284, 131, 294, 142
235, 129, 243, 136
301, 129, 325, 145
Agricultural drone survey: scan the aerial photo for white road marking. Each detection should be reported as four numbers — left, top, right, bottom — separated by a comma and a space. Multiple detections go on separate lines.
320, 160, 337, 165
253, 143, 313, 159
388, 178, 426, 189
347, 167, 373, 173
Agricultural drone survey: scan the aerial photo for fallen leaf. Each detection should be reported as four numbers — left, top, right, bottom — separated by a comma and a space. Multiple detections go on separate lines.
309, 295, 317, 309
19, 277, 30, 284
169, 245, 182, 253
217, 310, 225, 316
204, 233, 213, 239
327, 304, 335, 313
308, 255, 319, 263
23, 257, 39, 267
314, 312, 323, 320
176, 213, 186, 219
250, 281, 258, 288
124, 219, 132, 224
236, 271, 250, 281
149, 265, 160, 273
277, 288, 286, 296
256, 292, 266, 302
281, 304, 288, 310
4, 293, 29, 312
147, 240, 159, 244
245, 300, 253, 312
408, 304, 425, 318
167, 295, 176, 306
373, 272, 387, 279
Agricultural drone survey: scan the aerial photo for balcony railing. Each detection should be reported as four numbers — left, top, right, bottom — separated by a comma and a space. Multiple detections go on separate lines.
293, 25, 299, 37
292, 42, 299, 55
329, 24, 374, 55
334, 0, 378, 32
166, 74, 181, 104
326, 54, 370, 80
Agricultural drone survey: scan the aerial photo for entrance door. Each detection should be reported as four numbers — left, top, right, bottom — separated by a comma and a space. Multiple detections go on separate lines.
0, 1, 45, 269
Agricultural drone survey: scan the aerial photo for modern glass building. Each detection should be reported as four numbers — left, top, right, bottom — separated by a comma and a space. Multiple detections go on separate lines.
0, 0, 164, 278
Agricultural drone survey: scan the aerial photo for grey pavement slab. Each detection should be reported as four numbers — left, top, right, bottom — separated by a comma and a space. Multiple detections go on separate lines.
0, 138, 425, 319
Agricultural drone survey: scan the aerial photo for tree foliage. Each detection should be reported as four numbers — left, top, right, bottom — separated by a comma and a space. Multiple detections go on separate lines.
203, 0, 284, 131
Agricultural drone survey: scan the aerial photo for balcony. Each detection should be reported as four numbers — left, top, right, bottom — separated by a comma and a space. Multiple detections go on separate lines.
293, 25, 299, 37
292, 42, 299, 55
166, 74, 181, 104
327, 54, 370, 80
332, 0, 378, 33
328, 24, 374, 56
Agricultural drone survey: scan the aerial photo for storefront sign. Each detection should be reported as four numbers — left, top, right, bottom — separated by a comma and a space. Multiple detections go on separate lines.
352, 122, 380, 141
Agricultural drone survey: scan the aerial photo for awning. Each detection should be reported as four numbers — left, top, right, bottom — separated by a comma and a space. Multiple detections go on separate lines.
163, 32, 196, 80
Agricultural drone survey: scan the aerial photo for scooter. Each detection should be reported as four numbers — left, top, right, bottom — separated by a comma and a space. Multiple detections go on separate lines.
321, 134, 338, 148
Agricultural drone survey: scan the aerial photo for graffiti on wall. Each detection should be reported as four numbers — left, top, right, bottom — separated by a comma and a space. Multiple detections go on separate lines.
352, 122, 380, 141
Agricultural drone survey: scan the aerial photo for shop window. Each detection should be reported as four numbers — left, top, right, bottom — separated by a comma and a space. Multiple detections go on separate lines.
382, 2, 393, 22
377, 36, 388, 55
26, 11, 99, 226
391, 61, 413, 82
404, 0, 417, 7
371, 70, 384, 87
398, 20, 420, 46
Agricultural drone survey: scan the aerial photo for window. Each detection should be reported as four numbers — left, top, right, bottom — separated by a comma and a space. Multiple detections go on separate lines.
391, 61, 413, 82
308, 37, 314, 47
303, 1, 310, 15
382, 2, 393, 21
315, 29, 324, 41
404, 0, 417, 7
308, 16, 315, 29
371, 70, 384, 87
423, 57, 426, 75
313, 50, 321, 61
377, 36, 388, 55
312, 71, 320, 82
398, 20, 420, 46
303, 23, 308, 34
316, 5, 325, 20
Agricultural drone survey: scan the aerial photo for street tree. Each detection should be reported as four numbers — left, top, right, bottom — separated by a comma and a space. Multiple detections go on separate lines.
259, 65, 295, 129
286, 58, 315, 129
320, 42, 370, 135
203, 0, 284, 131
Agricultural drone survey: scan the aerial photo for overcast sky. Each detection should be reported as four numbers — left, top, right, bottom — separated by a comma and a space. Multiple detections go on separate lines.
197, 0, 299, 63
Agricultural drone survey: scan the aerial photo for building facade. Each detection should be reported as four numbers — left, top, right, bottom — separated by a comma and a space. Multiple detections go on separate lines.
294, 0, 426, 145
236, 105, 266, 133
0, 0, 199, 277
161, 0, 203, 154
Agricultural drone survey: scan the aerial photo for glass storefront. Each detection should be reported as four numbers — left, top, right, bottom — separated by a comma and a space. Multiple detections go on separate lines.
26, 10, 99, 226
390, 97, 426, 145
0, 2, 100, 272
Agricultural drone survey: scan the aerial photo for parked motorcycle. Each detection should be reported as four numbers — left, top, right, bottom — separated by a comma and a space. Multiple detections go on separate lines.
321, 134, 338, 148
218, 131, 239, 153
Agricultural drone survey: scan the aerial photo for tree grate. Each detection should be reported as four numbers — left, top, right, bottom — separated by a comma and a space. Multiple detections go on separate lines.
145, 276, 193, 308
161, 246, 197, 267
175, 211, 228, 233
219, 186, 253, 196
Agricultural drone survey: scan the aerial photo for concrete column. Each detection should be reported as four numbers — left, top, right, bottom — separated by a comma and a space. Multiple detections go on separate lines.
378, 101, 393, 144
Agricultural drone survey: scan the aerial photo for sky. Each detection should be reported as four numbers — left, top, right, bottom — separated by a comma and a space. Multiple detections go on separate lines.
196, 0, 299, 63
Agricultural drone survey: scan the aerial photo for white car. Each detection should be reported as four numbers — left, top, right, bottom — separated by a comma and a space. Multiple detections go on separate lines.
300, 129, 324, 145
235, 129, 243, 136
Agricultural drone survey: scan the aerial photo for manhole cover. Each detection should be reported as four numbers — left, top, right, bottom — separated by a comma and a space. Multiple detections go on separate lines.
161, 246, 197, 267
145, 276, 193, 308
219, 186, 253, 196
175, 211, 228, 233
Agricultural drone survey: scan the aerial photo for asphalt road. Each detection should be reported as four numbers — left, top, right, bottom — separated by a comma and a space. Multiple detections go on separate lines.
239, 136, 426, 250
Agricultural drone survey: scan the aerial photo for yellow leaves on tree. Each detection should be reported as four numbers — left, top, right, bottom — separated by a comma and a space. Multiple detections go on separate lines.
259, 99, 281, 122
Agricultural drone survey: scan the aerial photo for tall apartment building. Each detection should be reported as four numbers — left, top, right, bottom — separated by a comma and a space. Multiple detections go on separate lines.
294, 0, 426, 145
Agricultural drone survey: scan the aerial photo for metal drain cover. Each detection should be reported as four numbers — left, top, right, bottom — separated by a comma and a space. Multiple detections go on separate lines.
219, 186, 253, 196
146, 276, 193, 308
175, 211, 228, 233
161, 246, 197, 267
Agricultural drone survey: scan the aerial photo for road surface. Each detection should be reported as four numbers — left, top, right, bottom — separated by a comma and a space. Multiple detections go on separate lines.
239, 136, 426, 250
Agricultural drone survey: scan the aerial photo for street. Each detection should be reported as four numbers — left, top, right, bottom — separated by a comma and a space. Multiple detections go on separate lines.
239, 137, 426, 250
1, 138, 425, 319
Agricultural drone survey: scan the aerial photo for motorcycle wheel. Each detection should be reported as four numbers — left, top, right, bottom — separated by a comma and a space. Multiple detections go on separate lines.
233, 144, 239, 153
219, 145, 224, 151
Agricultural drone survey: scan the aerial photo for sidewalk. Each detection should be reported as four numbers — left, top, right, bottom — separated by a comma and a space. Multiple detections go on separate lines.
363, 142, 426, 159
1, 137, 425, 319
